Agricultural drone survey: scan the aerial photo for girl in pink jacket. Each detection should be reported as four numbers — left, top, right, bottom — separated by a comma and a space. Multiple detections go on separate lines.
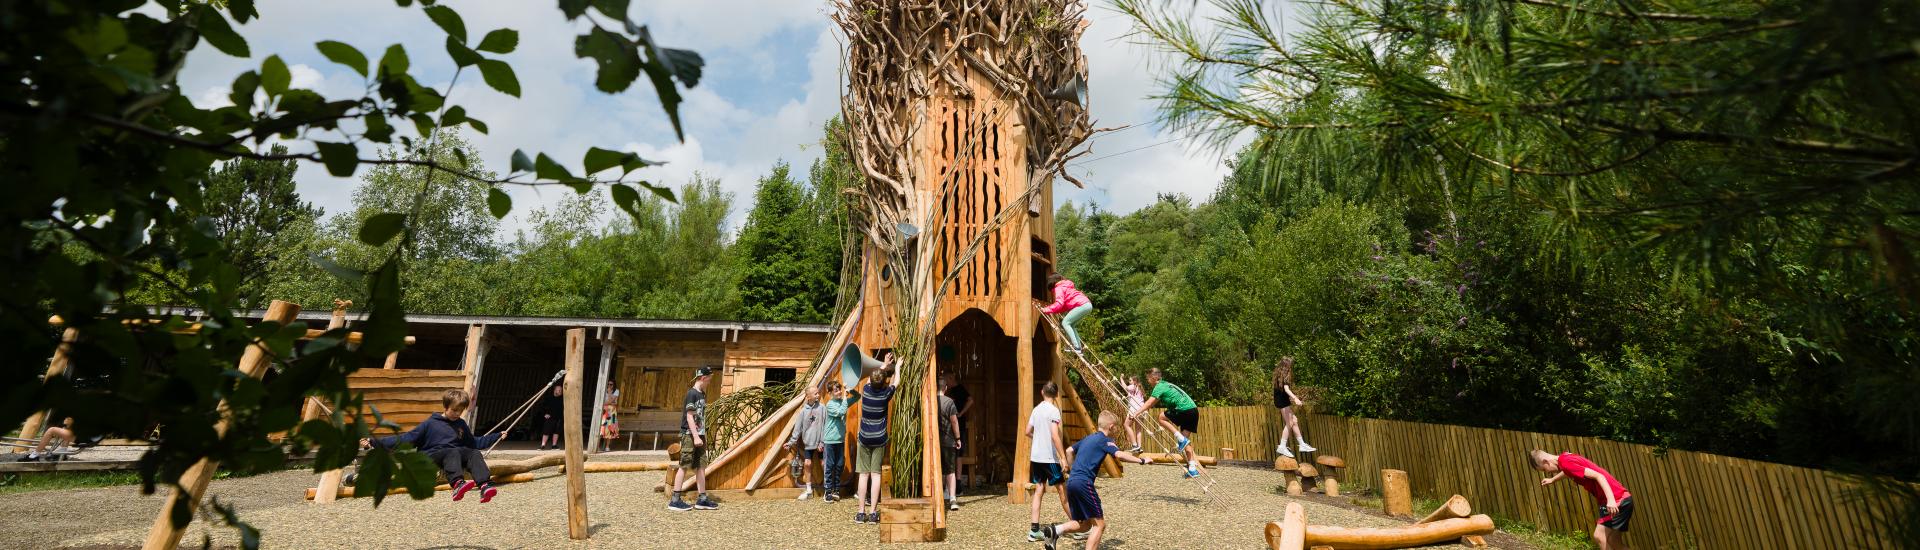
1040, 272, 1093, 352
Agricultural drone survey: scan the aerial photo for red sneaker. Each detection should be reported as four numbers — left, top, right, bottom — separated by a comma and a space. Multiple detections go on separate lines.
480, 485, 498, 503
452, 480, 476, 501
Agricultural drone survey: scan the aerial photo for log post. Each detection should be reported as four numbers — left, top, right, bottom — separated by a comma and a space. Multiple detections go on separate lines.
587, 334, 615, 453
310, 301, 350, 504
1277, 502, 1307, 550
1288, 514, 1492, 549
563, 328, 589, 540
1381, 469, 1412, 517
1419, 494, 1472, 524
15, 327, 78, 451
143, 300, 301, 550
382, 351, 399, 369
459, 324, 489, 424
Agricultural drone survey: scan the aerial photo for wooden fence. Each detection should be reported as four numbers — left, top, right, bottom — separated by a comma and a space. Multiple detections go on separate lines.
1168, 405, 1905, 549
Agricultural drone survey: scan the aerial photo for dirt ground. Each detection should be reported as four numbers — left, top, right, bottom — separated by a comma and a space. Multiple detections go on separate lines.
3, 462, 1533, 549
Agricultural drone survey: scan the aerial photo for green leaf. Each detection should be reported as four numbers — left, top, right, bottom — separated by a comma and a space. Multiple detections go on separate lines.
316, 40, 368, 77
228, 71, 259, 108
575, 28, 639, 93
476, 59, 520, 97
194, 8, 250, 57
358, 212, 406, 246
487, 188, 512, 219
609, 183, 640, 216
510, 149, 534, 173
379, 44, 410, 79
315, 141, 358, 177
309, 253, 364, 285
638, 181, 677, 202
354, 447, 394, 506
445, 36, 482, 67
440, 105, 467, 127
423, 5, 466, 43
590, 0, 631, 20
260, 55, 290, 96
393, 450, 440, 498
533, 153, 572, 181
558, 0, 590, 19
583, 147, 627, 175
476, 29, 518, 54
227, 0, 259, 23
364, 114, 394, 142
464, 116, 488, 134
637, 33, 704, 141
619, 152, 659, 174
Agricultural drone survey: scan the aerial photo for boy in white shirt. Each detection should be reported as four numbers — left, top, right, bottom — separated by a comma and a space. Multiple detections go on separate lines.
1024, 381, 1070, 542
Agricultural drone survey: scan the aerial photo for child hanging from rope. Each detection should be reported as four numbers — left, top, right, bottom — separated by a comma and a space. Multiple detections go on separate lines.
1272, 357, 1316, 458
361, 389, 503, 503
1121, 376, 1146, 454
1038, 272, 1093, 353
1133, 368, 1202, 478
1040, 410, 1154, 550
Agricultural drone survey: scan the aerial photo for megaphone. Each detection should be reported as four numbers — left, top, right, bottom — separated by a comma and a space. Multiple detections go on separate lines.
1043, 74, 1087, 106
840, 344, 887, 389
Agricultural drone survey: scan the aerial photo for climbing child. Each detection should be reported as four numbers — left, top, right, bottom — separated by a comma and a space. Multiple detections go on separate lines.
1122, 376, 1146, 454
787, 385, 827, 500
822, 380, 852, 503
1025, 381, 1071, 542
599, 380, 621, 452
1040, 410, 1155, 550
1529, 449, 1635, 550
1272, 357, 1316, 458
362, 389, 504, 503
1039, 272, 1093, 353
1134, 368, 1202, 478
669, 367, 719, 511
854, 353, 901, 524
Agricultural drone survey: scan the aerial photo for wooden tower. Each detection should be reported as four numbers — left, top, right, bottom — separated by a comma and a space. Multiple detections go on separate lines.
675, 0, 1099, 541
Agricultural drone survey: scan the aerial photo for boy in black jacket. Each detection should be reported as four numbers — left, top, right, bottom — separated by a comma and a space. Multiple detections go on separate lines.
362, 389, 504, 502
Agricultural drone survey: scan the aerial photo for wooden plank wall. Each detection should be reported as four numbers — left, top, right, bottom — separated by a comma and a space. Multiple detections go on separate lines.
347, 369, 466, 430
1156, 405, 1902, 550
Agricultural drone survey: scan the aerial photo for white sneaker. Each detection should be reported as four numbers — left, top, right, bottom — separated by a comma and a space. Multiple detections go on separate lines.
1277, 446, 1295, 458
1297, 442, 1317, 453
797, 489, 813, 501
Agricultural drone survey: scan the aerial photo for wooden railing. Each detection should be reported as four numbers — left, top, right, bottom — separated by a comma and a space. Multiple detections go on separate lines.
1166, 405, 1906, 550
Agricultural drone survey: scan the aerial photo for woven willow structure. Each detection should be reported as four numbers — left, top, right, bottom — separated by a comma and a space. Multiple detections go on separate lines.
832, 0, 1094, 497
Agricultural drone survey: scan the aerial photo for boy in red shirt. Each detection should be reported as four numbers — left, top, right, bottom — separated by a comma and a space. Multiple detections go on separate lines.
1529, 449, 1635, 549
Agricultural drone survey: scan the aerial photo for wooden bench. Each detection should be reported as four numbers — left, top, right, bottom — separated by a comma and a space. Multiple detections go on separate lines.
618, 409, 684, 451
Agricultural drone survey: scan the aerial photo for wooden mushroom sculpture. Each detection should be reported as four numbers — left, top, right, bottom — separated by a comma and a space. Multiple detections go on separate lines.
1314, 455, 1346, 497
1276, 456, 1302, 495
1297, 463, 1321, 494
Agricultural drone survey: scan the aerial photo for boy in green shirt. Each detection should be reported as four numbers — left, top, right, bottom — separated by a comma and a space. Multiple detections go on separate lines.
1132, 368, 1202, 478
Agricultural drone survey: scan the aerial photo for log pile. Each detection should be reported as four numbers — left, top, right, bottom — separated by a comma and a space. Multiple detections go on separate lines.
1265, 498, 1496, 550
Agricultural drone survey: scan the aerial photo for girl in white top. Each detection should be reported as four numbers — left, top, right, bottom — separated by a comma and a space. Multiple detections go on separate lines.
1121, 376, 1146, 453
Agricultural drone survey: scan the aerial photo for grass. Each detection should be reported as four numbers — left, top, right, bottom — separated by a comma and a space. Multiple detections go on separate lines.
0, 471, 145, 496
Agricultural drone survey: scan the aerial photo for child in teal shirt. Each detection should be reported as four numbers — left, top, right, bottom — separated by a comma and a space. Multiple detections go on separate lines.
821, 380, 852, 502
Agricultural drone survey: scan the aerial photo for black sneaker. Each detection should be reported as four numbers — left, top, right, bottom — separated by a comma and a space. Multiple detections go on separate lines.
667, 498, 693, 512
853, 512, 865, 524
1043, 525, 1061, 550
694, 495, 719, 510
15, 454, 40, 462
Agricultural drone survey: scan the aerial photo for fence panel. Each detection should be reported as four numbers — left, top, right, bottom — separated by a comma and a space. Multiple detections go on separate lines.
1179, 406, 1898, 549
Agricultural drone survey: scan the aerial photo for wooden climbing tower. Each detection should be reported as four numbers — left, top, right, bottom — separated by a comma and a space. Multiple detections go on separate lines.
680, 0, 1100, 541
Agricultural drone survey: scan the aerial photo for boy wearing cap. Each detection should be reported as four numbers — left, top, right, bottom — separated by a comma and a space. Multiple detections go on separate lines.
669, 367, 720, 511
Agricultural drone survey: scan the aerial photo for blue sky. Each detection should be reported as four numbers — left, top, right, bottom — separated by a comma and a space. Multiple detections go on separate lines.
176, 0, 1262, 234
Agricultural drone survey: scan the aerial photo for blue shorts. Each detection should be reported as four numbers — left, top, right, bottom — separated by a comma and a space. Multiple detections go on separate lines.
1029, 462, 1064, 486
1065, 480, 1102, 521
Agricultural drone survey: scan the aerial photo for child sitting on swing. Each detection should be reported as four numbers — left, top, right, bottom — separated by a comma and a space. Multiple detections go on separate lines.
1039, 272, 1093, 353
362, 388, 504, 503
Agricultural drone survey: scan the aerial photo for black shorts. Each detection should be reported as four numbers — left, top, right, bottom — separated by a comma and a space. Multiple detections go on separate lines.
1164, 407, 1199, 433
542, 415, 563, 435
1029, 462, 1064, 486
1598, 496, 1635, 532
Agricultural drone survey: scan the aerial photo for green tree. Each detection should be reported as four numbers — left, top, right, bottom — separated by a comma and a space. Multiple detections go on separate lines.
736, 162, 838, 322
2, 0, 704, 541
184, 146, 320, 306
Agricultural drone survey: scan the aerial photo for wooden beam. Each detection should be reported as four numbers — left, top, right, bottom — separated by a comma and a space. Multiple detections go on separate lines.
459, 324, 488, 424
1419, 495, 1472, 524
143, 300, 301, 550
1275, 502, 1307, 550
1012, 295, 1034, 504
14, 327, 77, 452
382, 351, 399, 369
1265, 514, 1495, 550
563, 328, 589, 540
588, 336, 615, 453
310, 302, 351, 504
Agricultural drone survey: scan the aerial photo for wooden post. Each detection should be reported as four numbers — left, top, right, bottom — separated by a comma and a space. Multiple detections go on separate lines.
1277, 502, 1308, 550
143, 300, 300, 550
563, 328, 589, 540
309, 302, 351, 504
1011, 314, 1034, 504
15, 327, 78, 451
1382, 468, 1412, 517
587, 335, 615, 453
382, 351, 399, 369
459, 324, 489, 424
1419, 494, 1472, 524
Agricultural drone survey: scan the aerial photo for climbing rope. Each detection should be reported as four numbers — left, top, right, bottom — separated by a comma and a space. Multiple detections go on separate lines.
479, 370, 566, 455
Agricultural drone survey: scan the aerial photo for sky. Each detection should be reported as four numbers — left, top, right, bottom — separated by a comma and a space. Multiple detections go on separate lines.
176, 0, 1267, 235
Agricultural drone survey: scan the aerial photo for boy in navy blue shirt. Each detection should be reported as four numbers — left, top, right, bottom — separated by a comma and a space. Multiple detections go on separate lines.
1041, 410, 1153, 550
362, 389, 504, 502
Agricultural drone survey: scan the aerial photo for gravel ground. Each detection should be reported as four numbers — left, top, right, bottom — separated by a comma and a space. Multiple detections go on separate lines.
17, 463, 1527, 549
